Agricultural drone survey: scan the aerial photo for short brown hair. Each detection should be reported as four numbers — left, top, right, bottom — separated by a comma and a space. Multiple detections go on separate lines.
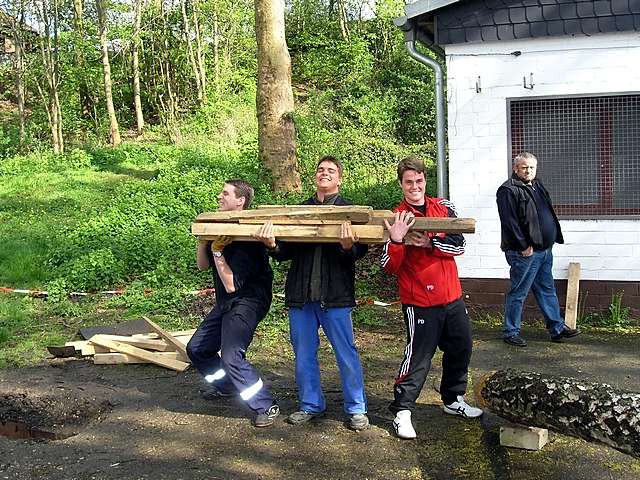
397, 155, 425, 181
316, 155, 343, 177
225, 179, 254, 209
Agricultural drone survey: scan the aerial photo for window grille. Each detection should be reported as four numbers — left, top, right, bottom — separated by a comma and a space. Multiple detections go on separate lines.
509, 94, 640, 217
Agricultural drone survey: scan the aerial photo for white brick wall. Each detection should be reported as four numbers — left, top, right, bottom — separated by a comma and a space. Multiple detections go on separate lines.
444, 32, 640, 281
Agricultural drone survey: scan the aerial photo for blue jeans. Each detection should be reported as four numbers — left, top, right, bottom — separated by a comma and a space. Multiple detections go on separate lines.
503, 248, 565, 338
289, 303, 367, 415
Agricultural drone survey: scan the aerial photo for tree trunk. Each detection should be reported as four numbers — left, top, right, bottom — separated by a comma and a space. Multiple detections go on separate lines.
337, 0, 349, 41
212, 10, 220, 90
37, 0, 64, 153
192, 0, 207, 101
73, 0, 93, 119
96, 0, 121, 146
254, 0, 301, 193
480, 369, 640, 458
132, 0, 145, 135
9, 12, 26, 143
180, 0, 203, 103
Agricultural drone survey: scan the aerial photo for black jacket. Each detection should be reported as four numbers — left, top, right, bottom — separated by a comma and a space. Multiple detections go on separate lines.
268, 195, 368, 308
496, 174, 563, 252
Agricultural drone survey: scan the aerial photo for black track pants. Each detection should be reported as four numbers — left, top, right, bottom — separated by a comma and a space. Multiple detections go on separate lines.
389, 298, 472, 413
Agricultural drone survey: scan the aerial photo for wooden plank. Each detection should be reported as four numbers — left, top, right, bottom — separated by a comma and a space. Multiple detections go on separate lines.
142, 316, 189, 360
195, 206, 372, 224
238, 218, 345, 225
369, 215, 476, 234
81, 343, 111, 356
257, 205, 372, 210
192, 223, 385, 244
565, 262, 581, 330
88, 337, 190, 372
93, 351, 184, 365
131, 328, 196, 340
88, 334, 172, 352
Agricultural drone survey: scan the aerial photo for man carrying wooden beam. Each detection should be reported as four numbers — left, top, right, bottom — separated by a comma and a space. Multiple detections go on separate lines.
187, 179, 279, 427
381, 155, 482, 440
256, 156, 369, 431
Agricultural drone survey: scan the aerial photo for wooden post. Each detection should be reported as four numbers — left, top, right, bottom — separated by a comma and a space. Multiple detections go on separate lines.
565, 262, 581, 329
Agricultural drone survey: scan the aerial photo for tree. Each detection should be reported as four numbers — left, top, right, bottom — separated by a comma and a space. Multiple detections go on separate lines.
132, 0, 144, 135
72, 0, 94, 121
35, 0, 64, 153
180, 0, 203, 103
96, 0, 121, 146
5, 0, 27, 143
254, 0, 301, 192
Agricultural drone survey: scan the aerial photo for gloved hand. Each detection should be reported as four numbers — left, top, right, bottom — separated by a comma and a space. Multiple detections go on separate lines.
210, 236, 232, 252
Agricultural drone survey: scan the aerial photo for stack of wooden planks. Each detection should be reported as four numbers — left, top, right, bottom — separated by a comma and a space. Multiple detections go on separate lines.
192, 205, 476, 243
65, 317, 194, 372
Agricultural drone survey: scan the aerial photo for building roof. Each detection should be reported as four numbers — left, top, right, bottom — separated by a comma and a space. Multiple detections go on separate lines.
402, 0, 640, 46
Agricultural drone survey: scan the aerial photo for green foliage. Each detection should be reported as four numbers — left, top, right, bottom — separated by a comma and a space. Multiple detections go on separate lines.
607, 292, 631, 327
577, 292, 637, 330
353, 304, 388, 327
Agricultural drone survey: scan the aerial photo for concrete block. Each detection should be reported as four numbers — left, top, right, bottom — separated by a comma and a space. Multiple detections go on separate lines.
500, 424, 549, 451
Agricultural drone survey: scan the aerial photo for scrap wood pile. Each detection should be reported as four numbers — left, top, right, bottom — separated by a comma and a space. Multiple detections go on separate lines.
191, 205, 476, 243
63, 317, 195, 372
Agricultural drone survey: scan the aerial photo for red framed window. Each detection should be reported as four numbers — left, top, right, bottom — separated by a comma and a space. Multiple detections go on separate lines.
509, 95, 640, 217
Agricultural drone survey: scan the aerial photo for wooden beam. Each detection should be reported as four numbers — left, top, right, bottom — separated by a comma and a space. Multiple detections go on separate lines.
89, 337, 190, 372
88, 334, 172, 352
81, 343, 111, 356
370, 216, 476, 234
565, 262, 581, 329
131, 329, 196, 340
238, 218, 345, 225
195, 206, 372, 224
191, 223, 386, 244
93, 351, 184, 365
142, 316, 189, 360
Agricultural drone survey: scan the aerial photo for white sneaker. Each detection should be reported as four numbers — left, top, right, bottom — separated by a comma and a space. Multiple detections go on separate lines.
443, 396, 483, 418
392, 410, 417, 439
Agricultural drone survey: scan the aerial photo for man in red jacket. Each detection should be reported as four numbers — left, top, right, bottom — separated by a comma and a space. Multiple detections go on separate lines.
381, 155, 482, 440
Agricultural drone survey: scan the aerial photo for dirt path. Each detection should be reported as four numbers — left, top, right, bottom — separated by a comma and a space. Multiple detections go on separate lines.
1, 318, 639, 480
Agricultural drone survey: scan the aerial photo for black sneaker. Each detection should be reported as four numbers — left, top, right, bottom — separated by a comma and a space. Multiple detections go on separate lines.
503, 335, 527, 347
254, 404, 280, 428
551, 327, 581, 343
199, 384, 235, 400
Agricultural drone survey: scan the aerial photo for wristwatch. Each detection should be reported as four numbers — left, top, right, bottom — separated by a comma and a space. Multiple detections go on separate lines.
212, 251, 223, 258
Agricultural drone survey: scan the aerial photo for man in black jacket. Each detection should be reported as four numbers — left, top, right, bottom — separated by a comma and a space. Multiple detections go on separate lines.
496, 152, 580, 347
187, 179, 279, 427
256, 156, 369, 430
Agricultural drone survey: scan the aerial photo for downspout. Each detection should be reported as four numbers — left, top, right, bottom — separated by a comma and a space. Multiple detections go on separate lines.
406, 38, 447, 199
394, 19, 447, 198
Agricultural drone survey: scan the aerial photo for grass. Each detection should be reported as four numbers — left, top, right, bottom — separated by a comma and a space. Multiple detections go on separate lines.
0, 138, 637, 368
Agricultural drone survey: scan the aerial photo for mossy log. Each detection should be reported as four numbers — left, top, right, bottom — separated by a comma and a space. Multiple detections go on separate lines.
480, 369, 640, 458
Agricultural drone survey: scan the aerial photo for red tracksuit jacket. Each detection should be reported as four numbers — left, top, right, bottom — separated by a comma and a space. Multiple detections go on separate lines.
381, 197, 465, 307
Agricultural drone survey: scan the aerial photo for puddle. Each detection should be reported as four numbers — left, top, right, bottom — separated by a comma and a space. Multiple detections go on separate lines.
0, 420, 71, 441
